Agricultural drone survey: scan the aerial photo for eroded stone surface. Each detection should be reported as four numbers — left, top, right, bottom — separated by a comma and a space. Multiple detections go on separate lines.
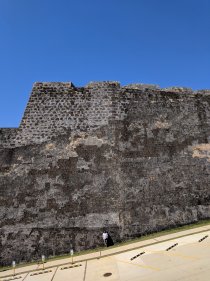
1, 82, 210, 265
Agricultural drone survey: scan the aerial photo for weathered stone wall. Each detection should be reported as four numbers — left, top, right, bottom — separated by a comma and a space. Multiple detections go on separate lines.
7, 82, 124, 147
0, 128, 17, 148
1, 82, 210, 265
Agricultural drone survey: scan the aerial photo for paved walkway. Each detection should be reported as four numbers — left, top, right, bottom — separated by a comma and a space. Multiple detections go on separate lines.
0, 224, 210, 281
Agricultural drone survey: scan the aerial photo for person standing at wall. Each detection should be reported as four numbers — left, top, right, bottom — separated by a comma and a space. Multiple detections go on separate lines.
102, 231, 108, 246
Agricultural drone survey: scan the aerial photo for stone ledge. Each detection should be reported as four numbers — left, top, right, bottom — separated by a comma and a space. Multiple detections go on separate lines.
29, 81, 210, 93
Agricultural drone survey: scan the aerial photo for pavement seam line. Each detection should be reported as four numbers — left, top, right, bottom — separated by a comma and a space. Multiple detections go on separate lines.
50, 267, 58, 281
83, 261, 87, 281
22, 272, 29, 281
150, 251, 199, 260
116, 258, 160, 271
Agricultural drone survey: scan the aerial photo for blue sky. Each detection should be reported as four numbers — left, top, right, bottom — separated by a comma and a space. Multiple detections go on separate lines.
0, 0, 210, 127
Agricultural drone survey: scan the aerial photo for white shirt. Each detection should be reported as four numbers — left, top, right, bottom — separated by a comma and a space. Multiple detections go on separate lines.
102, 232, 108, 240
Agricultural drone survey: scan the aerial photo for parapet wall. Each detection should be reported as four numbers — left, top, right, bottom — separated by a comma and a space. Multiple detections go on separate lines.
1, 82, 123, 147
1, 81, 210, 148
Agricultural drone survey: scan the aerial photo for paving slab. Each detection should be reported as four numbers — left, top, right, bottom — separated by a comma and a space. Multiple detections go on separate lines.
24, 267, 56, 281
85, 257, 120, 281
1, 224, 210, 281
53, 262, 86, 281
0, 273, 28, 281
153, 226, 210, 242
101, 239, 158, 257
0, 265, 38, 279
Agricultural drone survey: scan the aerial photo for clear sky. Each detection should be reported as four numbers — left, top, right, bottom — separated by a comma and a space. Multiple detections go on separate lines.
0, 0, 210, 127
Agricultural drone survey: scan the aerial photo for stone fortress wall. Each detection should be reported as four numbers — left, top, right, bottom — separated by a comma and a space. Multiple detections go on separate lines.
1, 81, 125, 147
1, 81, 205, 149
1, 81, 210, 265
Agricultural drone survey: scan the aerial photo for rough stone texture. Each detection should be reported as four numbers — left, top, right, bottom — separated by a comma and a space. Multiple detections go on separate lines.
1, 81, 210, 265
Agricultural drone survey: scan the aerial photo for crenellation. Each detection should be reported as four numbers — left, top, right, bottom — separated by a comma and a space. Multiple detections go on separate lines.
161, 86, 193, 93
8, 81, 207, 148
86, 81, 120, 89
124, 83, 160, 90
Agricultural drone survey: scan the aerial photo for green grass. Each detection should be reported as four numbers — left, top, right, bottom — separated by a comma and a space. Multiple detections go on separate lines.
1, 218, 210, 273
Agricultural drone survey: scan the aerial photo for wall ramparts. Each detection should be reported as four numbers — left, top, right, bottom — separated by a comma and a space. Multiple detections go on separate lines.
1, 81, 210, 265
1, 81, 210, 148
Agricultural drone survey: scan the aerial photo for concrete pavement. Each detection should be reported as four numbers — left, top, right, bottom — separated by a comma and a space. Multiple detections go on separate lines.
1, 224, 210, 281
